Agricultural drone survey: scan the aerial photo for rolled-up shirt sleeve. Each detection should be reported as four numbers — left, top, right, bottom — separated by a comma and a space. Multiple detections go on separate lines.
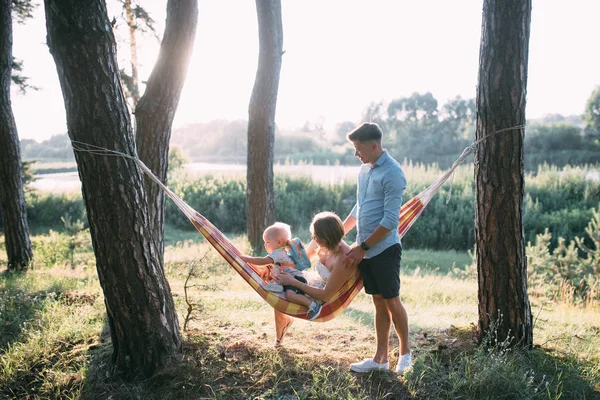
379, 169, 406, 230
350, 203, 358, 219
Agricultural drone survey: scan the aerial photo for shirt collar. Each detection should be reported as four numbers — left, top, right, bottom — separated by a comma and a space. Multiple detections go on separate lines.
371, 150, 389, 169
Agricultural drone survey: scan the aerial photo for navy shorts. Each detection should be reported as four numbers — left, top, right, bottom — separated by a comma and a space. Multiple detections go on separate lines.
358, 244, 402, 299
284, 275, 307, 295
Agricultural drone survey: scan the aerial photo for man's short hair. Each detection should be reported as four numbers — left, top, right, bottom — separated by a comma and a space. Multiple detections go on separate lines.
347, 122, 383, 143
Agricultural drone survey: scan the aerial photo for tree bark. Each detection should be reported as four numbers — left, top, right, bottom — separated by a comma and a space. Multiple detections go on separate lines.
247, 0, 282, 248
0, 0, 32, 271
475, 0, 533, 348
45, 0, 181, 378
135, 0, 198, 263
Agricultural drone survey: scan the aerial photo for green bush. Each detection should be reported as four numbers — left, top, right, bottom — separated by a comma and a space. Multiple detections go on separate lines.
31, 230, 71, 268
275, 151, 345, 165
527, 207, 600, 304
525, 151, 600, 170
165, 175, 356, 237
273, 176, 355, 233
12, 164, 599, 253
166, 176, 247, 233
23, 192, 85, 230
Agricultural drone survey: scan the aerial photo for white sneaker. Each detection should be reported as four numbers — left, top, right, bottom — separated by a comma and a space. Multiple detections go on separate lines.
350, 358, 390, 373
395, 352, 412, 374
263, 282, 284, 293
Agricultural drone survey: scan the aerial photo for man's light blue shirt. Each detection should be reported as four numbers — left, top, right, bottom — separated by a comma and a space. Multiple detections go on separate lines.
350, 151, 407, 258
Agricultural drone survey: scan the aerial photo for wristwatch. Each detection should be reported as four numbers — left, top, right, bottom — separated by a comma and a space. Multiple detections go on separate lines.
359, 241, 370, 251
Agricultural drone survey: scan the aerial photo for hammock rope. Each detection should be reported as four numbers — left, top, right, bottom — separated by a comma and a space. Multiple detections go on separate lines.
71, 124, 521, 322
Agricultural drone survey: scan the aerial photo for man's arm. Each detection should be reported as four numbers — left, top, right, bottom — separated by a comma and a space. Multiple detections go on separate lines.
343, 225, 392, 268
343, 215, 357, 235
360, 225, 393, 249
379, 168, 405, 232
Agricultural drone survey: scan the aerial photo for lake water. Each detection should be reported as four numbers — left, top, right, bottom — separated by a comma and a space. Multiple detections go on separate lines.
30, 163, 362, 192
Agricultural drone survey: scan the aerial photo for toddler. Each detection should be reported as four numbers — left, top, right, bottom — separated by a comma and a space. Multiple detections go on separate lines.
240, 222, 322, 320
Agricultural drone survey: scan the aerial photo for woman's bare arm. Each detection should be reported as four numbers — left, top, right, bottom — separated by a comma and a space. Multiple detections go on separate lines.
273, 261, 355, 303
305, 239, 318, 259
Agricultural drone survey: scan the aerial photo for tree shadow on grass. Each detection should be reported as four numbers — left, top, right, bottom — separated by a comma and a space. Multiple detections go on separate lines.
79, 321, 120, 400
0, 271, 47, 351
0, 272, 102, 399
0, 272, 99, 351
343, 306, 374, 328
527, 347, 600, 399
406, 326, 600, 399
79, 328, 416, 400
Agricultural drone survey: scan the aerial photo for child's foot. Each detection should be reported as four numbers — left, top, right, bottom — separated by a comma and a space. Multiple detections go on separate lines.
275, 317, 294, 346
263, 282, 284, 293
307, 301, 322, 320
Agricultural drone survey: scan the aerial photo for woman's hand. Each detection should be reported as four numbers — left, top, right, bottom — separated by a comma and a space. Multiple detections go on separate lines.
273, 271, 296, 286
270, 267, 280, 280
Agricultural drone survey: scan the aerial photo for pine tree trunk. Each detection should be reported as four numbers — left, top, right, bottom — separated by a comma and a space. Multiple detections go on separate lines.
247, 0, 282, 248
135, 0, 198, 263
475, 0, 533, 348
45, 0, 181, 378
0, 0, 32, 271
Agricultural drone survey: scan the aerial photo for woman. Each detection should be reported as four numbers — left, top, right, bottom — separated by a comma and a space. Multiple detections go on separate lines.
271, 211, 358, 343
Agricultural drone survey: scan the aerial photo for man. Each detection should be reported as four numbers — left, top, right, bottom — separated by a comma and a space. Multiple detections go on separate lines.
343, 122, 411, 374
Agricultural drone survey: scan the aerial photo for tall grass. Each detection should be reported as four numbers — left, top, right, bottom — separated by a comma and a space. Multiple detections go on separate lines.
0, 228, 598, 399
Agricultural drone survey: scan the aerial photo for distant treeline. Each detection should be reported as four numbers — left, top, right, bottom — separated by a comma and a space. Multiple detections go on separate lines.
21, 93, 600, 171
21, 134, 75, 163
7, 164, 599, 252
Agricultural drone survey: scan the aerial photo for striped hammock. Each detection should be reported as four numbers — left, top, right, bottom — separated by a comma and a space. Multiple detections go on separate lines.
133, 145, 475, 322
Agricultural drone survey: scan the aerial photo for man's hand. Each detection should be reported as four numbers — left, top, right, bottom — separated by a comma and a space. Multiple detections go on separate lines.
343, 244, 366, 269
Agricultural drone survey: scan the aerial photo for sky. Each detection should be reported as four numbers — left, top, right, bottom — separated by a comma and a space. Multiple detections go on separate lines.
11, 0, 600, 142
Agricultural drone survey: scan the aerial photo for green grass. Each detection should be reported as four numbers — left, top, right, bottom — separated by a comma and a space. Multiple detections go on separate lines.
164, 224, 207, 246
0, 232, 599, 399
402, 248, 473, 275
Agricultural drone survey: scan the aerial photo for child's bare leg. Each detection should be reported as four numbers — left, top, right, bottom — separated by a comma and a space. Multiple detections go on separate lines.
285, 290, 312, 307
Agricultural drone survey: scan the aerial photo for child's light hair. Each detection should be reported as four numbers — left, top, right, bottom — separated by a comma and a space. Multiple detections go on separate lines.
264, 222, 292, 241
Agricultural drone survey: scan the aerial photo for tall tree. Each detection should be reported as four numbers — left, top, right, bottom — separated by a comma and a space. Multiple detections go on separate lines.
118, 0, 156, 109
45, 0, 181, 378
584, 86, 600, 140
474, 0, 533, 348
135, 0, 198, 263
0, 0, 33, 271
10, 1, 39, 95
247, 0, 283, 248
123, 0, 141, 106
